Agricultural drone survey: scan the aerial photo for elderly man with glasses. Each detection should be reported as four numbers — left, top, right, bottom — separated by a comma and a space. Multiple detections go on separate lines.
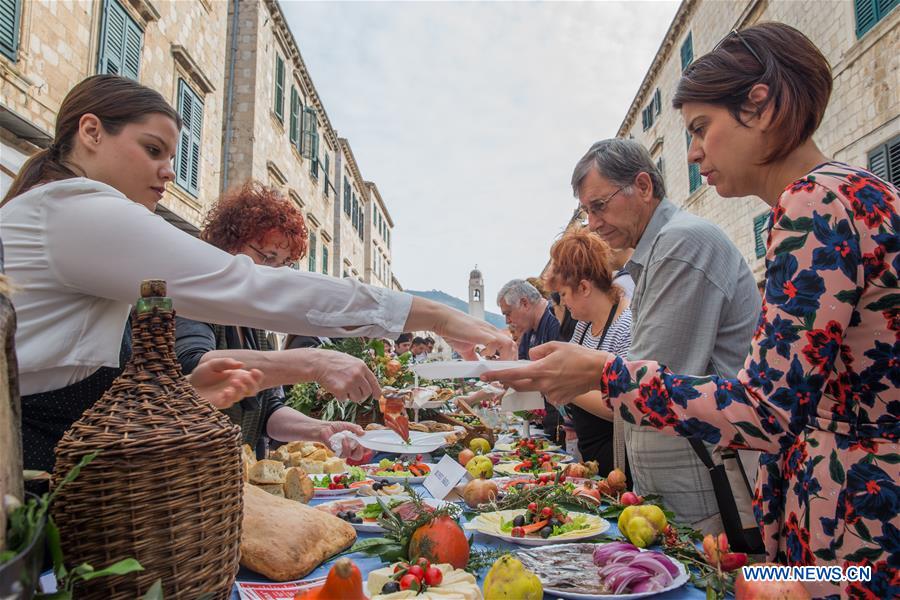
497, 279, 563, 440
569, 139, 760, 536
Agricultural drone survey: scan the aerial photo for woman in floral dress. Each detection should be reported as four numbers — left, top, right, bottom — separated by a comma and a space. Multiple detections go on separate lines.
484, 23, 898, 599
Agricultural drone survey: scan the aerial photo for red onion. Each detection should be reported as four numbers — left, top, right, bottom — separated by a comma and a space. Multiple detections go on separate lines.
592, 542, 639, 566
593, 544, 680, 594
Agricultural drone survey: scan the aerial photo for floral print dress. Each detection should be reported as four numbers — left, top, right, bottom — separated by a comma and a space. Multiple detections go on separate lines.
601, 162, 898, 599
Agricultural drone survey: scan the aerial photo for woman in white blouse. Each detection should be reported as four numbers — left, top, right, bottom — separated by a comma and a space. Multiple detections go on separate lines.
0, 74, 514, 474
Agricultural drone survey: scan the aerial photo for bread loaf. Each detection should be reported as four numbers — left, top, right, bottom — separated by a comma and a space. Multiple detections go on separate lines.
284, 467, 314, 503
298, 459, 325, 474
240, 483, 356, 581
270, 445, 291, 464
323, 457, 346, 474
249, 459, 286, 484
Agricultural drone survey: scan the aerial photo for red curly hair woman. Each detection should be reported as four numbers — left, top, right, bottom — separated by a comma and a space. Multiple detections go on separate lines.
175, 181, 379, 459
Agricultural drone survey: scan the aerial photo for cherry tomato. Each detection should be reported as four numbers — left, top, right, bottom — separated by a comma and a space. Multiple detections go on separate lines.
407, 565, 425, 582
424, 566, 443, 586
393, 562, 409, 573
541, 506, 553, 518
511, 526, 525, 538
527, 502, 538, 512
399, 573, 420, 591
415, 557, 431, 570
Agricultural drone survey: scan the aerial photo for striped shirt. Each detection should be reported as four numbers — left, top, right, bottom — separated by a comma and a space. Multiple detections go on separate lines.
569, 310, 633, 355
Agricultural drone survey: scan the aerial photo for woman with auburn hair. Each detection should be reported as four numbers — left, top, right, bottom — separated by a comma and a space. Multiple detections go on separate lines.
544, 229, 632, 475
0, 75, 514, 476
175, 181, 376, 459
486, 23, 898, 598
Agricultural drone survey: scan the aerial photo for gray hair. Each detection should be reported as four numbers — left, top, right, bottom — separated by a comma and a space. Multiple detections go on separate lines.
571, 138, 666, 200
497, 279, 542, 307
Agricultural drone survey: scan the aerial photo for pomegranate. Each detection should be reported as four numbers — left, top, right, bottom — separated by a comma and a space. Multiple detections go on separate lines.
462, 477, 498, 508
408, 515, 470, 569
734, 563, 812, 599
606, 468, 627, 492
620, 492, 643, 506
457, 449, 475, 466
573, 480, 602, 504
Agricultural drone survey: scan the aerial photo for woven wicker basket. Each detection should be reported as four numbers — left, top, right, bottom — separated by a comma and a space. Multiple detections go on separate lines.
51, 281, 243, 599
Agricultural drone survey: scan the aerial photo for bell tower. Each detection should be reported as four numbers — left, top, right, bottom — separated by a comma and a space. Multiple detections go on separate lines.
468, 266, 484, 321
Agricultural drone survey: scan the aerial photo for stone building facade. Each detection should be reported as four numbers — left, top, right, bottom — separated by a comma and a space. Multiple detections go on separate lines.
222, 0, 338, 274
1, 0, 229, 230
365, 182, 394, 288
0, 0, 399, 287
616, 0, 899, 279
336, 137, 369, 280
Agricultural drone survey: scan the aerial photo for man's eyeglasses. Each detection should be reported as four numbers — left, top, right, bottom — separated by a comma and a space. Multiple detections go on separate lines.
248, 243, 295, 267
714, 28, 764, 67
582, 186, 627, 217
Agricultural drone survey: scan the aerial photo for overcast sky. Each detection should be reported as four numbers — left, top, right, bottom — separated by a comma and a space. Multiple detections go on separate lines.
282, 0, 680, 313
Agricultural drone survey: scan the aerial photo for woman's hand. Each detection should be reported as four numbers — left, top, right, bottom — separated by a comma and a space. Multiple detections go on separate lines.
319, 421, 370, 462
408, 297, 517, 360
479, 342, 612, 406
309, 349, 381, 403
188, 357, 264, 409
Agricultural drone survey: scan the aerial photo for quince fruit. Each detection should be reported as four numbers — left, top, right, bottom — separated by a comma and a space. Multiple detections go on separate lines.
618, 505, 667, 548
469, 438, 491, 454
466, 455, 493, 479
483, 554, 542, 600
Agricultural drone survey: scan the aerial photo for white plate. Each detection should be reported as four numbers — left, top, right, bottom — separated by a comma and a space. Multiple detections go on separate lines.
464, 509, 610, 546
319, 495, 450, 533
362, 462, 435, 484
516, 544, 690, 599
410, 360, 531, 380
493, 442, 562, 452
357, 429, 453, 454
311, 477, 373, 498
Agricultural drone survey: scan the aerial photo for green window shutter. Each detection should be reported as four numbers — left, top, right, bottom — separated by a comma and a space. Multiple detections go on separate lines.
0, 0, 23, 61
289, 87, 299, 145
680, 31, 693, 71
274, 54, 284, 121
653, 89, 661, 116
869, 135, 900, 186
753, 213, 769, 259
343, 177, 351, 215
308, 231, 317, 272
323, 152, 330, 196
686, 130, 701, 193
868, 144, 889, 181
122, 16, 142, 79
99, 0, 128, 76
877, 0, 899, 23
855, 0, 878, 36
301, 106, 318, 164
175, 80, 203, 197
888, 135, 900, 186
351, 194, 358, 230
689, 164, 702, 193
322, 246, 328, 274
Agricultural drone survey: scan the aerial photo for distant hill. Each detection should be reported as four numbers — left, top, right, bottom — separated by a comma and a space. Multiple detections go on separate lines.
406, 289, 506, 329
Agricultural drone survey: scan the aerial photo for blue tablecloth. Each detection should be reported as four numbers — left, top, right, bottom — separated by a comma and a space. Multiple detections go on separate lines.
232, 484, 716, 599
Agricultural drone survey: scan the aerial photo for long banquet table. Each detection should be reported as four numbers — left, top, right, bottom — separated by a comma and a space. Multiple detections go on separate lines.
233, 472, 725, 599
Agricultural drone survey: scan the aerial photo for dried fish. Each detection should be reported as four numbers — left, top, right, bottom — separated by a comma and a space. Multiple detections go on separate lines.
516, 543, 611, 594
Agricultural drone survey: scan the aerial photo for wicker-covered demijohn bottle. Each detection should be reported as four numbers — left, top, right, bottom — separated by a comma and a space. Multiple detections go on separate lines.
51, 280, 243, 599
